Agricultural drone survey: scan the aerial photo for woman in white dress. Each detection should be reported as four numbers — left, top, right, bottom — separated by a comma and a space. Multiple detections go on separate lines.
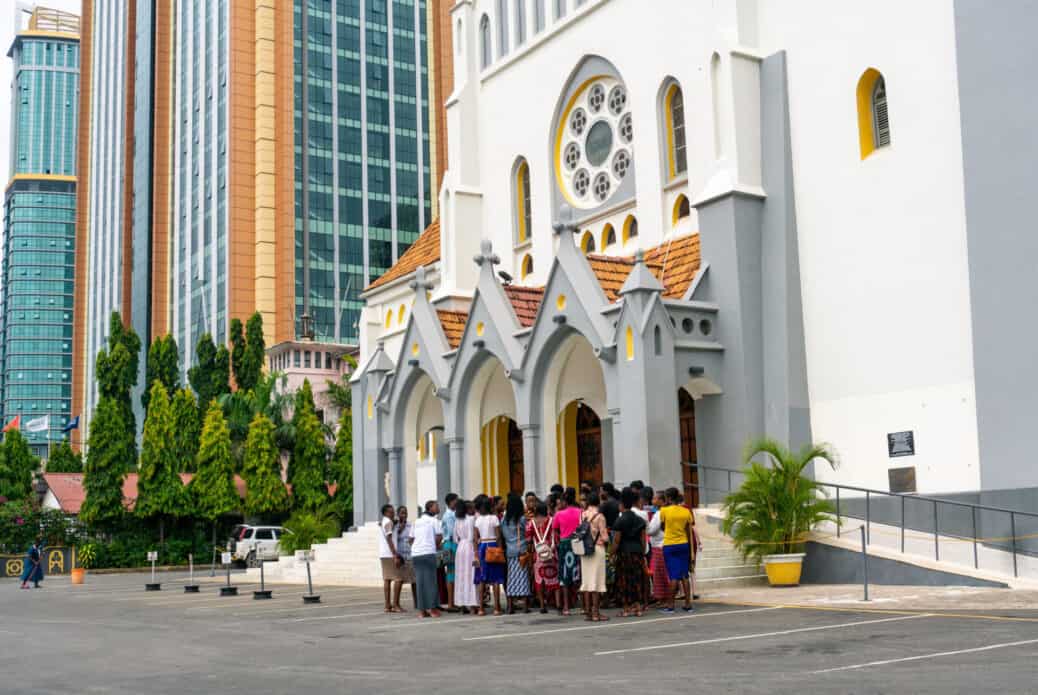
452, 500, 479, 612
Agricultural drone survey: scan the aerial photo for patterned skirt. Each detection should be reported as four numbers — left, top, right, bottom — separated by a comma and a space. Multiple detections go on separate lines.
474, 541, 506, 585
615, 551, 646, 606
533, 549, 560, 589
505, 556, 531, 597
442, 539, 458, 583
558, 538, 581, 587
650, 546, 671, 599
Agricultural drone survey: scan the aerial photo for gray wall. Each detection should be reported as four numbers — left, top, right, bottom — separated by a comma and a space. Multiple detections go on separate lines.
954, 1, 1038, 491
801, 541, 1007, 588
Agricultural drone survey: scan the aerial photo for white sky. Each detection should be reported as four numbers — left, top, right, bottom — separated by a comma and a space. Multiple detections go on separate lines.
1, 0, 82, 186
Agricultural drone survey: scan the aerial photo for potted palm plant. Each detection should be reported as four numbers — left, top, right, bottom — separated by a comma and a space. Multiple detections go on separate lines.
721, 438, 837, 586
72, 543, 96, 585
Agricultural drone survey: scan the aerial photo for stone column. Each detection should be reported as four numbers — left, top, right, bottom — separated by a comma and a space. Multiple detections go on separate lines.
519, 424, 541, 495
447, 436, 465, 496
387, 447, 404, 506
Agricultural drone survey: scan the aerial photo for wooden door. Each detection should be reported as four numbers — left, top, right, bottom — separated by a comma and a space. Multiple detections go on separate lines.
507, 419, 524, 494
575, 403, 603, 486
679, 389, 700, 507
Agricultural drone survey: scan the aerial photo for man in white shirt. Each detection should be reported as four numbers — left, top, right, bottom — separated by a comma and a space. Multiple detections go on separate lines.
411, 500, 444, 618
379, 504, 404, 612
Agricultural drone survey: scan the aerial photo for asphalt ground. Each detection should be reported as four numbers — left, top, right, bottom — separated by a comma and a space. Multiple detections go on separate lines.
3, 571, 1038, 694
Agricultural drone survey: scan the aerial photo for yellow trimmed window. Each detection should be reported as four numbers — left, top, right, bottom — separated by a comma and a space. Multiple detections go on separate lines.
384, 309, 393, 328
521, 253, 534, 280
672, 195, 690, 226
622, 215, 638, 245
601, 224, 616, 250
625, 326, 635, 361
515, 159, 532, 244
664, 83, 688, 178
580, 230, 596, 254
856, 68, 890, 159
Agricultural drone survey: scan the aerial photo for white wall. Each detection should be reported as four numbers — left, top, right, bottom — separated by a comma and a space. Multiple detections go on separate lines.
758, 0, 980, 492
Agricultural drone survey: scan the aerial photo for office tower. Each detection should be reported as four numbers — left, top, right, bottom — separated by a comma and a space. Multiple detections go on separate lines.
1, 6, 81, 457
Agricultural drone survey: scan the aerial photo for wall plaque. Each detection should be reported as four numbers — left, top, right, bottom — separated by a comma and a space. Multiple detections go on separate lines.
888, 466, 917, 494
887, 430, 915, 458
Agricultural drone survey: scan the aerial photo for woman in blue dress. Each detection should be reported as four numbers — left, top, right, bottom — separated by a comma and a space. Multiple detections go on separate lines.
20, 538, 44, 589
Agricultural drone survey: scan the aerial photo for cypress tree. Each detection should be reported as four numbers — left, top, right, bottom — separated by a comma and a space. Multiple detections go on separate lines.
229, 318, 247, 391
98, 313, 141, 436
188, 334, 230, 422
241, 412, 289, 518
330, 407, 353, 512
243, 312, 266, 391
0, 430, 36, 501
192, 401, 239, 522
142, 335, 180, 413
171, 388, 201, 472
46, 438, 82, 473
81, 398, 130, 527
137, 382, 191, 546
288, 380, 328, 511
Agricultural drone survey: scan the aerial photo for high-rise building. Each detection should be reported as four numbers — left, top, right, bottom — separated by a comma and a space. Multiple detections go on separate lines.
1, 6, 81, 457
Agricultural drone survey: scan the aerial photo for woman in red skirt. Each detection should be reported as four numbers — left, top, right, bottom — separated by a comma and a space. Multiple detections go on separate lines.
646, 490, 670, 603
525, 501, 560, 613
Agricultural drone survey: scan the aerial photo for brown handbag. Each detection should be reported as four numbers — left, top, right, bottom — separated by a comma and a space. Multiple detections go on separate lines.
485, 544, 506, 564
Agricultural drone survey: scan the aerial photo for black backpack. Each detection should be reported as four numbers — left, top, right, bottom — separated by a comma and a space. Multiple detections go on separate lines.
571, 513, 601, 556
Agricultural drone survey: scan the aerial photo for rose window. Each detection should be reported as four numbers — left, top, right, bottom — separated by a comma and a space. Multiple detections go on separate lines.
556, 76, 633, 209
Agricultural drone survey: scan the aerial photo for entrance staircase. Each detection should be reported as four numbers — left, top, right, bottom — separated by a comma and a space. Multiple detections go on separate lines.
246, 510, 766, 589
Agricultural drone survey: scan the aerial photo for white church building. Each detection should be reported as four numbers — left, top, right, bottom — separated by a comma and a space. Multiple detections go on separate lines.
349, 0, 1038, 524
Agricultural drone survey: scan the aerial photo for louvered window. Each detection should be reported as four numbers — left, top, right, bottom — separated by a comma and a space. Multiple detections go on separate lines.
872, 77, 890, 149
479, 15, 492, 69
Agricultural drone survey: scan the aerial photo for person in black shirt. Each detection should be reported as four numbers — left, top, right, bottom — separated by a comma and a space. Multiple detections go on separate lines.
610, 489, 647, 617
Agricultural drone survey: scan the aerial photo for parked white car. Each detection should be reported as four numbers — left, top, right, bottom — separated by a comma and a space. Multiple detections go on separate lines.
227, 525, 290, 567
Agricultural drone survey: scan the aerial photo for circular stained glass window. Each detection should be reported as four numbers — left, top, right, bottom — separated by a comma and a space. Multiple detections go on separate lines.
585, 121, 613, 167
555, 76, 634, 209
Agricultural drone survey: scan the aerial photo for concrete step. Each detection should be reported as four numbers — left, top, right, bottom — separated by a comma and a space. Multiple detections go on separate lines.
696, 573, 768, 589
695, 563, 762, 580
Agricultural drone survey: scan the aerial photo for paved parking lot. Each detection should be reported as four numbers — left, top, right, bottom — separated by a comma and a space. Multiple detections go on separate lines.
3, 571, 1037, 694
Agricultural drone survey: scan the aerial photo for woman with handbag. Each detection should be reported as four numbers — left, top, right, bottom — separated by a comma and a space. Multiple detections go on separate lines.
551, 487, 582, 616
501, 494, 531, 614
473, 496, 505, 615
452, 500, 479, 613
578, 488, 610, 622
526, 501, 559, 613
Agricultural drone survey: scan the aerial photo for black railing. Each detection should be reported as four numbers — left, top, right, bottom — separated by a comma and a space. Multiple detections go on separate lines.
683, 462, 1038, 579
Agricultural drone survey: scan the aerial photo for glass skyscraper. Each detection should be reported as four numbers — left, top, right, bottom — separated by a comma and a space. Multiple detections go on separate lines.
295, 0, 431, 343
1, 7, 81, 457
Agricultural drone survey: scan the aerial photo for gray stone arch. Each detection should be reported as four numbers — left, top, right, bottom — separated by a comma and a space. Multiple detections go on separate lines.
385, 363, 449, 513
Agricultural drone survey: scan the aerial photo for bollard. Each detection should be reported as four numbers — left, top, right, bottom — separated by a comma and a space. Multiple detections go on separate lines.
253, 556, 272, 600
184, 553, 200, 593
860, 525, 869, 602
302, 552, 320, 604
145, 551, 161, 591
219, 551, 238, 596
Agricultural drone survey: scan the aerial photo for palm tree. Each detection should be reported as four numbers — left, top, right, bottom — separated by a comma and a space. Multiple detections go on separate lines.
219, 372, 296, 460
721, 437, 837, 562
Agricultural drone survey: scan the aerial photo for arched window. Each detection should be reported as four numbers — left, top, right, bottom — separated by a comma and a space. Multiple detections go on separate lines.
515, 0, 526, 45
456, 19, 463, 55
521, 253, 534, 280
653, 324, 662, 356
397, 304, 406, 324
856, 68, 890, 159
710, 53, 722, 159
533, 0, 545, 32
514, 158, 532, 244
554, 0, 566, 21
496, 0, 509, 57
580, 230, 596, 254
663, 82, 688, 178
601, 224, 616, 250
622, 215, 638, 245
384, 309, 393, 329
672, 195, 690, 226
479, 15, 492, 69
625, 326, 635, 361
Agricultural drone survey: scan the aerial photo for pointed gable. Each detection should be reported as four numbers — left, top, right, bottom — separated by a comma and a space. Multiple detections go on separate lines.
366, 220, 441, 292
503, 285, 544, 327
437, 309, 469, 349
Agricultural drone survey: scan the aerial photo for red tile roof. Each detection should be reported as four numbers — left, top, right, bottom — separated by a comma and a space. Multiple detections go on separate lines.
366, 220, 441, 292
587, 232, 701, 301
503, 285, 544, 327
41, 472, 248, 514
436, 309, 468, 349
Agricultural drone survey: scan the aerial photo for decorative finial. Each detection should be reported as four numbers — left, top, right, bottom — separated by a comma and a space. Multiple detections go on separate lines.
473, 239, 500, 267
409, 265, 433, 292
552, 203, 577, 236
634, 249, 645, 264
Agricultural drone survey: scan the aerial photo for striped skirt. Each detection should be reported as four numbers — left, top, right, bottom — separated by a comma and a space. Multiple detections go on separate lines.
650, 546, 671, 599
505, 556, 531, 597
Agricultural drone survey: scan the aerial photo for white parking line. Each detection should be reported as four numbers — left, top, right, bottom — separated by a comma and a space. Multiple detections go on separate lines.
594, 613, 932, 656
216, 600, 386, 617
288, 610, 402, 623
463, 606, 782, 641
811, 638, 1038, 674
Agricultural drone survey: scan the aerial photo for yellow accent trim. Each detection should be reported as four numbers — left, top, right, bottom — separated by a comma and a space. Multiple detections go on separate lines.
554, 75, 608, 207
560, 402, 579, 488
556, 294, 566, 311
476, 321, 485, 336
366, 395, 373, 419
5, 174, 77, 194
856, 68, 883, 160
15, 30, 80, 41
384, 310, 393, 328
397, 303, 406, 324
664, 83, 679, 180
601, 224, 615, 250
672, 194, 689, 227
515, 161, 529, 243
625, 326, 635, 361
580, 230, 594, 254
411, 342, 420, 356
621, 215, 637, 245
520, 254, 533, 280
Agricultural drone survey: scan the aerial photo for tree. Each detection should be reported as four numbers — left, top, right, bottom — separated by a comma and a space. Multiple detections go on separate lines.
0, 430, 36, 501
142, 335, 180, 413
188, 334, 230, 422
229, 318, 247, 390
171, 388, 200, 472
288, 380, 328, 511
191, 401, 239, 522
137, 382, 191, 547
46, 438, 82, 473
330, 408, 353, 513
243, 312, 266, 391
80, 398, 130, 527
97, 312, 141, 436
241, 413, 289, 518
323, 353, 358, 411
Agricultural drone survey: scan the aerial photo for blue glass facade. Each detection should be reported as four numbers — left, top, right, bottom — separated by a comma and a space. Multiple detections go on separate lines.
2, 26, 80, 457
295, 0, 431, 343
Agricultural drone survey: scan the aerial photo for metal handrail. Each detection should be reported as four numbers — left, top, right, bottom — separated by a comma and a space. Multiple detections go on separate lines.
683, 461, 1038, 578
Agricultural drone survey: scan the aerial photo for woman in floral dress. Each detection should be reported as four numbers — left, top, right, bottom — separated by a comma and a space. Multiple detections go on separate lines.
525, 501, 559, 613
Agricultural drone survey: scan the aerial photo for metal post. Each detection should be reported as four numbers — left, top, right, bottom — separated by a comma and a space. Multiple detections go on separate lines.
836, 487, 841, 538
860, 525, 869, 602
727, 469, 732, 493
865, 491, 870, 545
302, 555, 321, 604
1010, 512, 1018, 578
933, 499, 939, 562
185, 553, 199, 593
307, 561, 314, 595
971, 506, 978, 570
900, 495, 905, 553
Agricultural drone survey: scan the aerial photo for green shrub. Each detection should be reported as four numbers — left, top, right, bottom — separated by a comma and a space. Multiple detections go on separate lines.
278, 510, 339, 556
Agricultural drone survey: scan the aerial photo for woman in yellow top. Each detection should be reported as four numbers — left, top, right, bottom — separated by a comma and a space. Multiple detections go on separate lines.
658, 487, 694, 613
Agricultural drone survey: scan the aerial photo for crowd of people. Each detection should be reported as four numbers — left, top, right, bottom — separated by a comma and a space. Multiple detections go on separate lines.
377, 482, 701, 620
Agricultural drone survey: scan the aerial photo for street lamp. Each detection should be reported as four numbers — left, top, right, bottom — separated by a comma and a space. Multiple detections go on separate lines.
300, 312, 315, 341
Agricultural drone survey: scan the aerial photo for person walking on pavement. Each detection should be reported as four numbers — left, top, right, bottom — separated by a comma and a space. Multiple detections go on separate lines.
20, 538, 44, 589
411, 500, 444, 618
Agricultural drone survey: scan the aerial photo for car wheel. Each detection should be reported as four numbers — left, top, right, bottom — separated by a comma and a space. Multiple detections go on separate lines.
246, 551, 259, 569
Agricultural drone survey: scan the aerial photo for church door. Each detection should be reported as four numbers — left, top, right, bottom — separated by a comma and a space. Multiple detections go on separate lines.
507, 419, 524, 494
679, 389, 700, 507
575, 403, 603, 486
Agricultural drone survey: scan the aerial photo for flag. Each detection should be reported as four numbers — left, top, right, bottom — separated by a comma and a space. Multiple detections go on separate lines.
25, 415, 49, 433
62, 415, 80, 433
2, 416, 20, 433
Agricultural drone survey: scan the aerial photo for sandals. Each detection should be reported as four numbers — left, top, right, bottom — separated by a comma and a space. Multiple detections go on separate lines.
592, 614, 609, 622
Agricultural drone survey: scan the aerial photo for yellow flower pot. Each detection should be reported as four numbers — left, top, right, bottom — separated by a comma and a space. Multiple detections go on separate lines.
70, 567, 86, 585
762, 553, 804, 586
